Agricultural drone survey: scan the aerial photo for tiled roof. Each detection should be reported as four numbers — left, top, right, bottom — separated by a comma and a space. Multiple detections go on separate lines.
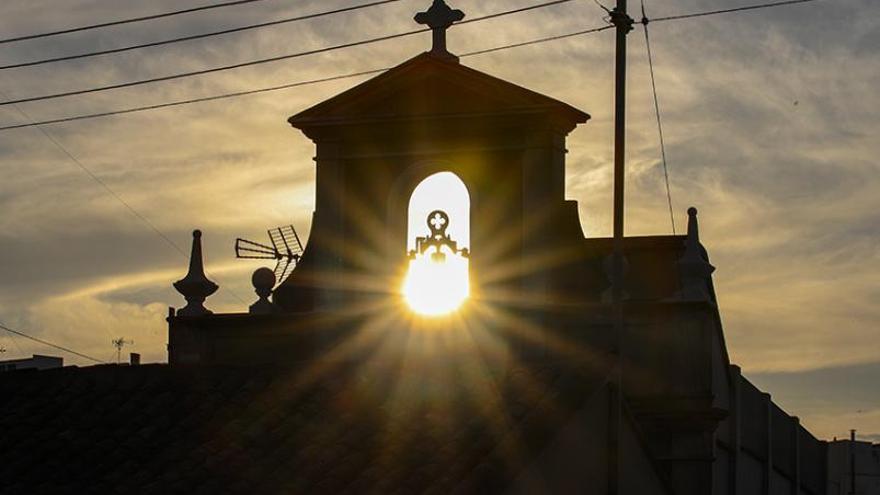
0, 354, 609, 494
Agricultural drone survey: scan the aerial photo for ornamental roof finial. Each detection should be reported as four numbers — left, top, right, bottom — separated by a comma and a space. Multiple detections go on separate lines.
173, 230, 219, 316
249, 267, 277, 315
414, 0, 465, 61
677, 207, 716, 302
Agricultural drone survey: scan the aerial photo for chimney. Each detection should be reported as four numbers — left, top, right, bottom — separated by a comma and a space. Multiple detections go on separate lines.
850, 429, 856, 495
129, 353, 141, 366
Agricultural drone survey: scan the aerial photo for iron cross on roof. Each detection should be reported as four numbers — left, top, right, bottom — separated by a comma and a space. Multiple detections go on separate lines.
414, 0, 465, 60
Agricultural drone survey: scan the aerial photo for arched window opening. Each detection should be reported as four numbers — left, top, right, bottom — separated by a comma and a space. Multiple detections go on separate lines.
401, 172, 470, 316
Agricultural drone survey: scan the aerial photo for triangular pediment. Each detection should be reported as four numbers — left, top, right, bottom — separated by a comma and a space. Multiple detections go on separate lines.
288, 52, 589, 129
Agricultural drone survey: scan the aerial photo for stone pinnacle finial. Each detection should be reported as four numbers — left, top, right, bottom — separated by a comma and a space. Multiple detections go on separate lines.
173, 230, 219, 316
676, 207, 716, 302
414, 0, 464, 61
686, 207, 700, 243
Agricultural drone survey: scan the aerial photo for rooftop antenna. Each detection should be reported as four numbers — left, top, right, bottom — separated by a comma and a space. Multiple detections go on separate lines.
235, 225, 304, 286
112, 337, 133, 364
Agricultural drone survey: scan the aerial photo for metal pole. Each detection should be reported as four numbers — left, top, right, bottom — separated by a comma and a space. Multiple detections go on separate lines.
612, 3, 630, 252
608, 2, 633, 494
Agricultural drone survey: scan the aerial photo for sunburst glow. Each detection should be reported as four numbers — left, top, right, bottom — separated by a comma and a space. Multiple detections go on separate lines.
402, 171, 470, 316
403, 247, 469, 316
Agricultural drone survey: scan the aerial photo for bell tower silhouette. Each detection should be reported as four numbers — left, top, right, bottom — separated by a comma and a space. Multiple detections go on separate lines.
273, 1, 590, 312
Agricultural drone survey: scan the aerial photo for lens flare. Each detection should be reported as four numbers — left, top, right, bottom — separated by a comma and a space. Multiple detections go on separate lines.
402, 246, 469, 316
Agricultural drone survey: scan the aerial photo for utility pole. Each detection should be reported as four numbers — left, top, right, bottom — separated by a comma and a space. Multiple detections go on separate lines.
608, 0, 634, 494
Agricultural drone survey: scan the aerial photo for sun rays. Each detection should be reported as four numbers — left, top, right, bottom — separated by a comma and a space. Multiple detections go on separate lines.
244, 159, 627, 473
403, 172, 471, 316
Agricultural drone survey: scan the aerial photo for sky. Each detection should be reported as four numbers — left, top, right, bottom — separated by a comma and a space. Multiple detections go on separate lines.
0, 0, 877, 441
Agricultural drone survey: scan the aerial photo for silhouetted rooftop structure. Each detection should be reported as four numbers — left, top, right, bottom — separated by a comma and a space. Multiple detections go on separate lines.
0, 354, 62, 372
0, 354, 656, 493
1, 1, 851, 493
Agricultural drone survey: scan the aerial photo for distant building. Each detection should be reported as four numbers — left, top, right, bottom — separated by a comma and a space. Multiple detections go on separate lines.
0, 354, 63, 372
827, 436, 880, 494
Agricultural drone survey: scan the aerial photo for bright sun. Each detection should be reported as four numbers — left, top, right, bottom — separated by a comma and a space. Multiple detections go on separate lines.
402, 246, 469, 316
402, 172, 470, 317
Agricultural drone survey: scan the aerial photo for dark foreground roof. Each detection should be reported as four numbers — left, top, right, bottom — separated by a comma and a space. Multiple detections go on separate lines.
0, 354, 608, 494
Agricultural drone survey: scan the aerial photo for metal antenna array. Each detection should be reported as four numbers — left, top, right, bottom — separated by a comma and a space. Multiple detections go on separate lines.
111, 337, 133, 364
235, 225, 304, 286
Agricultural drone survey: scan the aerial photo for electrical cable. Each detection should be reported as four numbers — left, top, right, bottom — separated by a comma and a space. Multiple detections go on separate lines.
0, 0, 815, 116
640, 1, 676, 234
0, 24, 613, 131
461, 24, 612, 57
0, 321, 105, 364
2, 330, 25, 355
651, 0, 819, 23
0, 88, 248, 305
0, 0, 828, 359
0, 0, 404, 70
0, 0, 577, 107
0, 0, 825, 129
0, 0, 271, 44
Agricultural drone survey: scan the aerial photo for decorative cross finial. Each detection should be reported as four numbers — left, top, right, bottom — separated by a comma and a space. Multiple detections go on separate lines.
428, 211, 448, 235
173, 230, 219, 316
414, 0, 464, 60
408, 209, 469, 263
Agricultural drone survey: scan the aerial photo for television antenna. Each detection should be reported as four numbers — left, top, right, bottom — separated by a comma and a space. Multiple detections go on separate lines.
235, 225, 304, 286
112, 337, 133, 364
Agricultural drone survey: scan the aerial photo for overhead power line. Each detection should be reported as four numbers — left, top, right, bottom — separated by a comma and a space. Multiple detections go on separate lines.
0, 24, 613, 131
0, 69, 384, 131
639, 2, 675, 234
629, 1, 821, 234
651, 0, 819, 23
0, 90, 188, 258
0, 0, 576, 107
0, 88, 248, 306
0, 0, 404, 71
0, 321, 105, 364
0, 0, 271, 45
0, 0, 823, 130
2, 329, 25, 355
0, 31, 425, 107
462, 25, 612, 57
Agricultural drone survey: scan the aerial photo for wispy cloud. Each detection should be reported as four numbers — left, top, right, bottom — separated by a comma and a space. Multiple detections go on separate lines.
0, 0, 877, 439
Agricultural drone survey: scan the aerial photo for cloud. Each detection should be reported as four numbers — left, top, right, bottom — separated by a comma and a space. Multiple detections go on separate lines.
1, 258, 260, 366
0, 0, 878, 440
750, 361, 880, 440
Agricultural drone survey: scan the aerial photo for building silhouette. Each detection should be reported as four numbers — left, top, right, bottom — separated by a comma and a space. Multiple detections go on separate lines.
1, 2, 875, 493
827, 434, 880, 495
0, 354, 62, 372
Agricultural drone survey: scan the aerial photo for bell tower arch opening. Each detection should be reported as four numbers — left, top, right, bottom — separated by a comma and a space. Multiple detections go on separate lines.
402, 171, 470, 316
